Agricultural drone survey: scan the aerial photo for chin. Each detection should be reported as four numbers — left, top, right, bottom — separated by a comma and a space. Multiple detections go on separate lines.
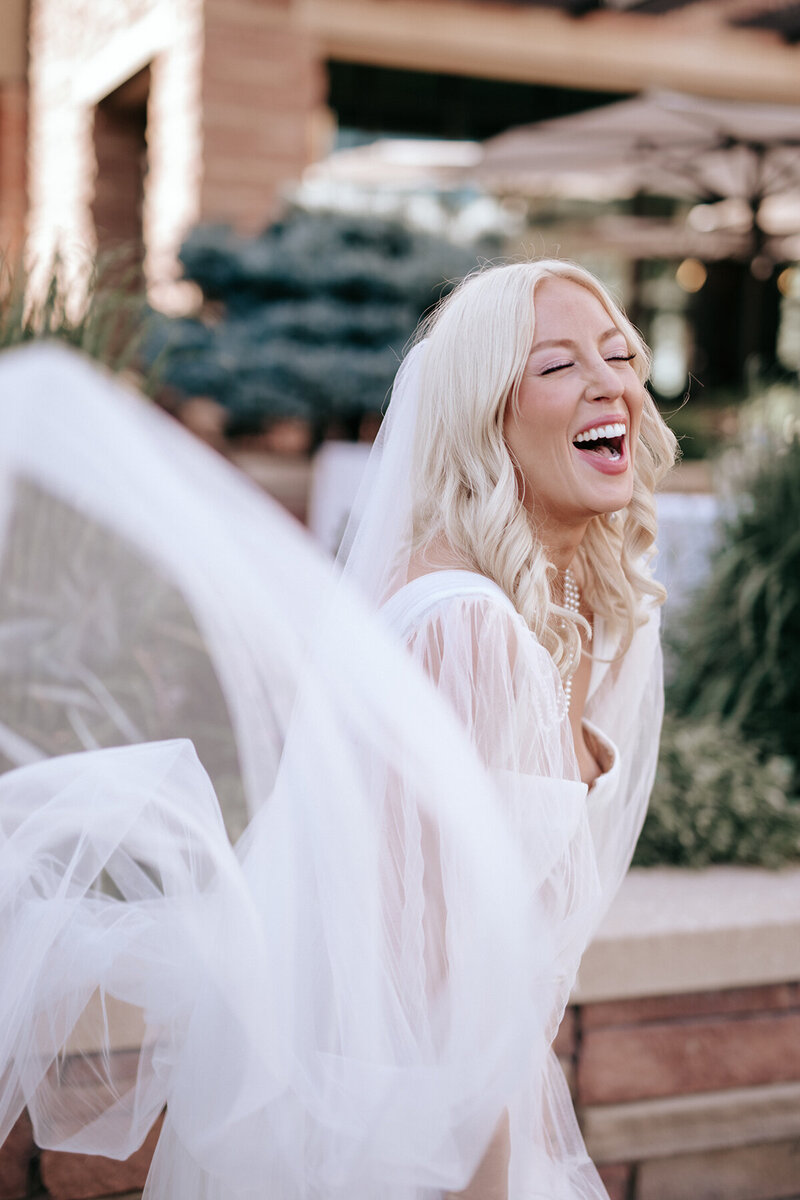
583, 489, 632, 519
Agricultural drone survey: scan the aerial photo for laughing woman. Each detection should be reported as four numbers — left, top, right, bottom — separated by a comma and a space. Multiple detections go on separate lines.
342, 259, 679, 1197
0, 260, 676, 1200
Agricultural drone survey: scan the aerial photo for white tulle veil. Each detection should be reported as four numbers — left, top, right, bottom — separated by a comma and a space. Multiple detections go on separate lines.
0, 342, 556, 1199
0, 330, 664, 1200
337, 340, 427, 606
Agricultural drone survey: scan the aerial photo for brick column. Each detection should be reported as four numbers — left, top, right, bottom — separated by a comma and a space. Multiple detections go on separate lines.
200, 0, 325, 232
27, 0, 204, 307
0, 80, 27, 255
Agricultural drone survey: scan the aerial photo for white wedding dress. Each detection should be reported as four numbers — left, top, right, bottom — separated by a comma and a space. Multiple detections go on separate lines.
379, 568, 662, 1198
0, 341, 663, 1199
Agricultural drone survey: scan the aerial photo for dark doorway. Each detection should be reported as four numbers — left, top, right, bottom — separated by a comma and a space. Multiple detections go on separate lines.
92, 65, 149, 282
327, 61, 627, 142
689, 260, 782, 388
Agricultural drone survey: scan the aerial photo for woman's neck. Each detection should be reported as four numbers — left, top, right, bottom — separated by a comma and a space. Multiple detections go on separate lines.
538, 521, 589, 573
406, 534, 472, 583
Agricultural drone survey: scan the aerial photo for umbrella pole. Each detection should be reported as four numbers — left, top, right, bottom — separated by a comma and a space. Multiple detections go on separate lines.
740, 194, 780, 383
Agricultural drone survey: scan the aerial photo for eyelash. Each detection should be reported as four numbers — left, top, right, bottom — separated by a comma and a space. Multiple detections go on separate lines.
540, 352, 636, 376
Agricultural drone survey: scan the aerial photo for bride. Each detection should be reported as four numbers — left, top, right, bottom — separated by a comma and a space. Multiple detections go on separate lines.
342, 258, 678, 1196
0, 258, 676, 1199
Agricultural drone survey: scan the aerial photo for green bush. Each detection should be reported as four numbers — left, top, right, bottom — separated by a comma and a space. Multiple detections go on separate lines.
667, 396, 800, 768
658, 396, 738, 461
644, 388, 800, 869
634, 715, 800, 868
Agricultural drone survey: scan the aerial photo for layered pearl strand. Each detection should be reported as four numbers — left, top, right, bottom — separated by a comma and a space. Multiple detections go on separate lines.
561, 566, 581, 708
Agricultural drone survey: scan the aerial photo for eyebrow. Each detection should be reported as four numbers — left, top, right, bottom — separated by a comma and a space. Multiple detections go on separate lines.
530, 327, 623, 352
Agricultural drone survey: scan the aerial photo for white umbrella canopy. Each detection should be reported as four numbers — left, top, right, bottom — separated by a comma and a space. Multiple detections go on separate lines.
479, 90, 800, 222
304, 138, 483, 189
480, 90, 800, 383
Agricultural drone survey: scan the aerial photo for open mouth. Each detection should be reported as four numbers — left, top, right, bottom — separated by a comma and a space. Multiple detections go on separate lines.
572, 421, 627, 462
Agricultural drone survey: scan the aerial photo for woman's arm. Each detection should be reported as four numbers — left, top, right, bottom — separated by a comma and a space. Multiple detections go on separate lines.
445, 1111, 510, 1200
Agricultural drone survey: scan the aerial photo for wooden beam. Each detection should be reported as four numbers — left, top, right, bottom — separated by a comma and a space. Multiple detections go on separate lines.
298, 0, 800, 104
0, 0, 27, 82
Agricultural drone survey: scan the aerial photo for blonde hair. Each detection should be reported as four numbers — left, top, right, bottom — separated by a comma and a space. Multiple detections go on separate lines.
409, 259, 679, 678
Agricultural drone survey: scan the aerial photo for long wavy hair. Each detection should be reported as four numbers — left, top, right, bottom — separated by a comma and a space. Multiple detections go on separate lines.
409, 259, 680, 678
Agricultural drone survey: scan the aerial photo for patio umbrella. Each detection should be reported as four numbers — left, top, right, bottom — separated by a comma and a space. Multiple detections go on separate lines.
479, 90, 800, 378
479, 90, 800, 233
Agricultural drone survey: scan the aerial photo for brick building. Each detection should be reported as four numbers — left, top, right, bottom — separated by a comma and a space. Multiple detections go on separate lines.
0, 0, 27, 255
0, 0, 798, 308
19, 0, 324, 308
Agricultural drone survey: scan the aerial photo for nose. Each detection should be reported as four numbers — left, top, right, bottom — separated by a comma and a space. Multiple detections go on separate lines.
584, 356, 625, 402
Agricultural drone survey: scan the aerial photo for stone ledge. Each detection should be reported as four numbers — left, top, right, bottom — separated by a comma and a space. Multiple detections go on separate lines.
578, 1010, 800, 1105
40, 1118, 161, 1200
581, 983, 800, 1028
574, 866, 800, 1004
596, 1162, 632, 1200
0, 1111, 34, 1200
32, 1194, 142, 1200
636, 1136, 800, 1200
582, 1080, 800, 1164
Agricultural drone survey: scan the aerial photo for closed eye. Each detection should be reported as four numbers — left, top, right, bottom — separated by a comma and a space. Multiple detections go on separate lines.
539, 361, 573, 376
607, 353, 636, 364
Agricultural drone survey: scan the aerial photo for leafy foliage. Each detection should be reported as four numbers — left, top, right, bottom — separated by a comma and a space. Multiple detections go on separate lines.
634, 716, 800, 868
657, 394, 737, 462
643, 389, 800, 869
667, 402, 800, 768
0, 252, 153, 382
147, 209, 479, 436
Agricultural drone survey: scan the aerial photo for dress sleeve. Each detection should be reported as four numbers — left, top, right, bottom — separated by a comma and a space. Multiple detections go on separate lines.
403, 592, 580, 779
0, 346, 600, 1200
400, 593, 610, 1199
401, 593, 599, 1025
584, 604, 664, 921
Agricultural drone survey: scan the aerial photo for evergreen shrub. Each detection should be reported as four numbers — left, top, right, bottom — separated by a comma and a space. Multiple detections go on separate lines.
149, 209, 479, 437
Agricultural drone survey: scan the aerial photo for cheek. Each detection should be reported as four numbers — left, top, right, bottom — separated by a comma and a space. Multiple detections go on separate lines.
514, 391, 564, 445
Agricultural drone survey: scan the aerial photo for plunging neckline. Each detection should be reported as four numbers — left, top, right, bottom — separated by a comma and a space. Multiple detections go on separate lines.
381, 569, 620, 793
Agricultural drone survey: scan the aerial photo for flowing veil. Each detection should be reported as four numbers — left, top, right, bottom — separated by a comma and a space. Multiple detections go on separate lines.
0, 343, 551, 1199
0, 336, 663, 1200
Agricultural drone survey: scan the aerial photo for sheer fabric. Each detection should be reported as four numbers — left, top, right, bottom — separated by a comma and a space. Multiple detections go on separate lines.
0, 339, 664, 1199
340, 344, 665, 1196
0, 343, 568, 1199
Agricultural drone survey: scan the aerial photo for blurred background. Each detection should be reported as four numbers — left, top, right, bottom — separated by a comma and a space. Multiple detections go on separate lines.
0, 3, 799, 1199
2, 0, 800, 458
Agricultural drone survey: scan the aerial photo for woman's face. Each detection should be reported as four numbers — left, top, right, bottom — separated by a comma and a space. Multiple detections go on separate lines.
502, 276, 645, 542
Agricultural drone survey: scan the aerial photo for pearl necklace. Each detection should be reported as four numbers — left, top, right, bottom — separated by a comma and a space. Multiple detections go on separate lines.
562, 566, 581, 708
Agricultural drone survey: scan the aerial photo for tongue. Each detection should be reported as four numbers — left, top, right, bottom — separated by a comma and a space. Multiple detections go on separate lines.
577, 441, 615, 458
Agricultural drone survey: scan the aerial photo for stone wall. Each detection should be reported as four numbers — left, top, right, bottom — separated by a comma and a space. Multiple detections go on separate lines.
3, 868, 799, 1200
572, 865, 800, 1200
567, 985, 800, 1200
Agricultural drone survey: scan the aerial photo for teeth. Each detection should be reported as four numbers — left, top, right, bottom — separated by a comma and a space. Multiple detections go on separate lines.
573, 422, 627, 445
